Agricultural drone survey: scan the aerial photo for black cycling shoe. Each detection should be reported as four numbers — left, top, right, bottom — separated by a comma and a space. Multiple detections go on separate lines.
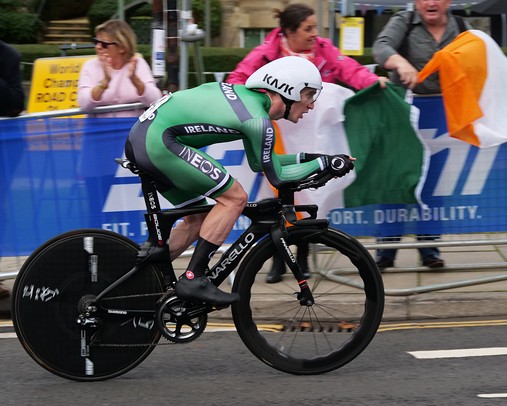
297, 242, 311, 280
266, 252, 311, 283
299, 264, 311, 280
175, 276, 240, 306
266, 254, 286, 283
375, 257, 394, 271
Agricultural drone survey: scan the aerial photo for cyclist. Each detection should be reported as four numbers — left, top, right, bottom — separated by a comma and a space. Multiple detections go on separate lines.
125, 56, 355, 306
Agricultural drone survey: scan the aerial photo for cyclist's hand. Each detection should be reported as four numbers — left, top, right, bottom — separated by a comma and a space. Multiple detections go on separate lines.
325, 154, 355, 178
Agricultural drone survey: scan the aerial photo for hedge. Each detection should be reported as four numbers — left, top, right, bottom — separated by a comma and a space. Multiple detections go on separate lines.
12, 44, 379, 82
12, 43, 507, 85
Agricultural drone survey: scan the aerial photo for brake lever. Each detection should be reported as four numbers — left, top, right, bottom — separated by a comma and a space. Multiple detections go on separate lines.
296, 172, 333, 191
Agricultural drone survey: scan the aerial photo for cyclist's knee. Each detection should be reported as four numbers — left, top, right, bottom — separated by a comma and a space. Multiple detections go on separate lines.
219, 182, 248, 210
230, 182, 249, 207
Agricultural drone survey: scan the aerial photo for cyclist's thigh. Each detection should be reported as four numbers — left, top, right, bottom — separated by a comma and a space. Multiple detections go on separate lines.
129, 122, 236, 206
150, 145, 234, 206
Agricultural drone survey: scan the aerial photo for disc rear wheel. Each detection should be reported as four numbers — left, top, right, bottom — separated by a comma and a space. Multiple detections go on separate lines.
12, 229, 164, 381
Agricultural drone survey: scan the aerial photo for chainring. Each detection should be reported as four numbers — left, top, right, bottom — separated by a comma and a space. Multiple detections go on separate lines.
155, 293, 208, 343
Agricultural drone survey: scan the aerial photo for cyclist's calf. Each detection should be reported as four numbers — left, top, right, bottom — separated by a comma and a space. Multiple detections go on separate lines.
200, 181, 248, 246
169, 213, 208, 260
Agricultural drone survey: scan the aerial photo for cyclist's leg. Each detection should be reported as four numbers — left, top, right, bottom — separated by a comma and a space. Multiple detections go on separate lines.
168, 212, 207, 260
175, 181, 247, 305
168, 179, 247, 260
129, 126, 246, 304
199, 181, 248, 245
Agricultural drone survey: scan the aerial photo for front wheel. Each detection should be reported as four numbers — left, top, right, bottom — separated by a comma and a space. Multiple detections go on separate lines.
232, 227, 384, 375
12, 229, 165, 381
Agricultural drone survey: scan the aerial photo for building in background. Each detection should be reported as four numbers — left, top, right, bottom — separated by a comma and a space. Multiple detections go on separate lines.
218, 0, 497, 49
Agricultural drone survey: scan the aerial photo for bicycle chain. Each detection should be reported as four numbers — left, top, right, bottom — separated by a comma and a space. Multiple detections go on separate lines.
92, 291, 198, 348
93, 292, 163, 347
94, 339, 175, 347
100, 292, 165, 301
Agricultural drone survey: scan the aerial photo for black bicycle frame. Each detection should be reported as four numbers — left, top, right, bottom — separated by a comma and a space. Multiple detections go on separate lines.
93, 160, 329, 311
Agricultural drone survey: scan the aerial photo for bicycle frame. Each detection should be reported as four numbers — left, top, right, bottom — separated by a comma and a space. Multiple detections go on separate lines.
91, 160, 329, 313
12, 159, 385, 380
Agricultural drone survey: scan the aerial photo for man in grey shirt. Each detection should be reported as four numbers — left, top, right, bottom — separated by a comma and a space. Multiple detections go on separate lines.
371, 0, 470, 271
373, 0, 470, 94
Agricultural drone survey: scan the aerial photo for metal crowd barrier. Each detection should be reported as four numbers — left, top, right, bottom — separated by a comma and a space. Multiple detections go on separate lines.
0, 102, 146, 121
326, 237, 507, 296
4, 237, 507, 295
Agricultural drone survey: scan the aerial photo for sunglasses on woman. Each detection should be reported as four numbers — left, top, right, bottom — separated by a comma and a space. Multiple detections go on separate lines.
92, 37, 118, 49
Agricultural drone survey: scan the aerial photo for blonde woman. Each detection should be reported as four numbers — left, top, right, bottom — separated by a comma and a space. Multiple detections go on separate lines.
78, 19, 162, 117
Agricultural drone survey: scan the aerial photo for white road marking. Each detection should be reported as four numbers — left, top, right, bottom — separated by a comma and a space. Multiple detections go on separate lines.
477, 394, 507, 398
0, 333, 17, 339
409, 347, 507, 359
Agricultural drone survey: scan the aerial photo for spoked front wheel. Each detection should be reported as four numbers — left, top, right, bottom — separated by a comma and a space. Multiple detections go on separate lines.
232, 227, 384, 375
12, 229, 165, 381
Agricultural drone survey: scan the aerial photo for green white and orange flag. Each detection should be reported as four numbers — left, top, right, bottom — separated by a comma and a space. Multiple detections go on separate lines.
275, 82, 429, 214
418, 29, 507, 148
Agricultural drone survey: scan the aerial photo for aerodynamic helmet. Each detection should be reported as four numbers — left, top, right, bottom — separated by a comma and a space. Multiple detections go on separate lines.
245, 56, 322, 102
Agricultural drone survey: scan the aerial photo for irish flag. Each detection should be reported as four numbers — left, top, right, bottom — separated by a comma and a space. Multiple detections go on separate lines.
275, 82, 428, 213
418, 29, 507, 148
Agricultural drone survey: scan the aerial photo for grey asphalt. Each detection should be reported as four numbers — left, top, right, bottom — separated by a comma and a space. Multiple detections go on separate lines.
2, 236, 507, 320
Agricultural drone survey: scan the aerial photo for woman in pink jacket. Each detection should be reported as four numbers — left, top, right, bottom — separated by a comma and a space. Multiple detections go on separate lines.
227, 4, 388, 90
228, 4, 388, 283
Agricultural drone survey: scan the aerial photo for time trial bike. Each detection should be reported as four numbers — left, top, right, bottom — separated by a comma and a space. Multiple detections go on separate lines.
11, 158, 384, 381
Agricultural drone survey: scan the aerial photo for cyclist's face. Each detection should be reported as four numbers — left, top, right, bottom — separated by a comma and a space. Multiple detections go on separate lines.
286, 88, 318, 123
285, 14, 318, 53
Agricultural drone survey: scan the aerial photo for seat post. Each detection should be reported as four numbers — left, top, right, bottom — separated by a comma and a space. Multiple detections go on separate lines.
139, 174, 170, 247
140, 173, 162, 214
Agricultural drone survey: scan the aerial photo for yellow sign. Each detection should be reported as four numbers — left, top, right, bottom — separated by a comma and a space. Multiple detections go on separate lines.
339, 17, 365, 56
27, 55, 94, 113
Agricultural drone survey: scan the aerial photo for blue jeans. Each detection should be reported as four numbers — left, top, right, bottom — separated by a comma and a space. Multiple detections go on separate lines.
376, 235, 441, 261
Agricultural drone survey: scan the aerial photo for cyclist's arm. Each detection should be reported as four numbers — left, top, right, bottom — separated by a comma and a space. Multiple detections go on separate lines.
240, 118, 325, 188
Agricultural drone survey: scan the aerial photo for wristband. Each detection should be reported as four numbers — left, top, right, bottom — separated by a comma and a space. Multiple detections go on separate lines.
303, 153, 323, 163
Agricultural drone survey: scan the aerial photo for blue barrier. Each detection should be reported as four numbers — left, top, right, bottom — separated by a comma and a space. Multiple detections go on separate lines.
1, 95, 506, 257
0, 115, 265, 256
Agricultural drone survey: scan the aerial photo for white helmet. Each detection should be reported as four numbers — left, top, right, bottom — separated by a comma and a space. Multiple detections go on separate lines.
245, 56, 322, 102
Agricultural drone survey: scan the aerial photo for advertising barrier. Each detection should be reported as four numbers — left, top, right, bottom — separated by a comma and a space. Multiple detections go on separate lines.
1, 95, 506, 257
0, 115, 272, 256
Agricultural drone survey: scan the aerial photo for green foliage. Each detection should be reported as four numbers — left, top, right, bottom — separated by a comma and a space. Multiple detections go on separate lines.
130, 16, 152, 44
0, 0, 22, 10
191, 0, 222, 38
198, 47, 250, 72
132, 3, 152, 16
0, 11, 44, 43
88, 0, 222, 39
87, 0, 119, 32
11, 42, 507, 84
11, 44, 256, 81
32, 0, 95, 21
88, 0, 153, 36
